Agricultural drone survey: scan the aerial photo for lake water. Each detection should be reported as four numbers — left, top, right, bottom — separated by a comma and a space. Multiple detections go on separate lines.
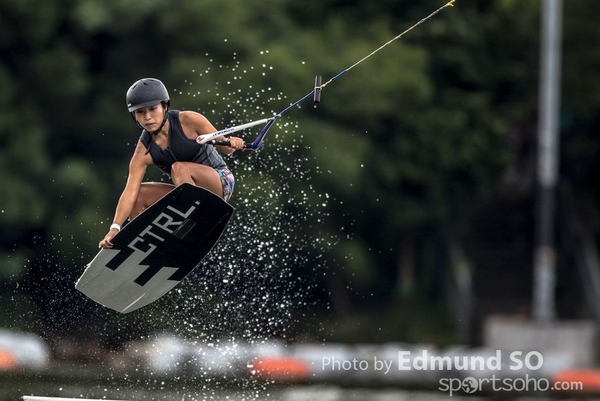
2, 375, 591, 401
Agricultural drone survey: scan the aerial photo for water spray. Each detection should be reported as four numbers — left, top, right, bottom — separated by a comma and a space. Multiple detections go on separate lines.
199, 0, 456, 150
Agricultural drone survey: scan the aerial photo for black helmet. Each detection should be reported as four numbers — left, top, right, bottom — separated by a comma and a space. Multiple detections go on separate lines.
126, 78, 170, 112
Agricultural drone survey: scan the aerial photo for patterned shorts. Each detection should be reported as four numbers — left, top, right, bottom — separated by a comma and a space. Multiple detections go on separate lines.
215, 168, 235, 202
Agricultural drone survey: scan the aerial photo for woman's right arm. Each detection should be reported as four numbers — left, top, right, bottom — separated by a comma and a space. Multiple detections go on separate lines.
98, 142, 150, 249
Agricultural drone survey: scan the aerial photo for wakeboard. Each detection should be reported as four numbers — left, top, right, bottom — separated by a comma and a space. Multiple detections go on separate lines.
75, 183, 234, 313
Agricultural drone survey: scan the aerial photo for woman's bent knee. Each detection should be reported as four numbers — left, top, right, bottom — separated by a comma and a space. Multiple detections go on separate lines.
170, 162, 192, 186
131, 183, 174, 219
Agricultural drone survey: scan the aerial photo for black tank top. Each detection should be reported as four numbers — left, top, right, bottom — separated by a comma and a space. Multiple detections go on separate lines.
139, 110, 227, 176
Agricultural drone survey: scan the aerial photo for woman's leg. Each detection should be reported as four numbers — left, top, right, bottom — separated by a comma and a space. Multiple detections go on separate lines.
130, 182, 174, 219
129, 161, 225, 220
170, 162, 224, 198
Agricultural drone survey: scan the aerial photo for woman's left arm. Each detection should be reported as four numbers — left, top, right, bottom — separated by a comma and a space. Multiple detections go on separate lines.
181, 111, 244, 154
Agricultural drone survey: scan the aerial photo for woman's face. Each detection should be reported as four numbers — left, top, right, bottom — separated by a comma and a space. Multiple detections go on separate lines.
134, 103, 165, 131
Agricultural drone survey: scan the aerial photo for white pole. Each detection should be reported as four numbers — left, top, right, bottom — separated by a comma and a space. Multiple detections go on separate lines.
533, 0, 563, 323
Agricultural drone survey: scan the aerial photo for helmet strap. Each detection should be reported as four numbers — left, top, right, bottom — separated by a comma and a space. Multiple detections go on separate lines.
131, 113, 141, 128
150, 104, 169, 135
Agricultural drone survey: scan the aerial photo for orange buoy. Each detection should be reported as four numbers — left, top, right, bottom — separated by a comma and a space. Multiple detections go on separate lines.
0, 348, 19, 370
250, 357, 311, 381
553, 369, 600, 393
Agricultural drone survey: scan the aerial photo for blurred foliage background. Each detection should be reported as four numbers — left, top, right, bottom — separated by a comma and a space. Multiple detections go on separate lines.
0, 0, 599, 349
